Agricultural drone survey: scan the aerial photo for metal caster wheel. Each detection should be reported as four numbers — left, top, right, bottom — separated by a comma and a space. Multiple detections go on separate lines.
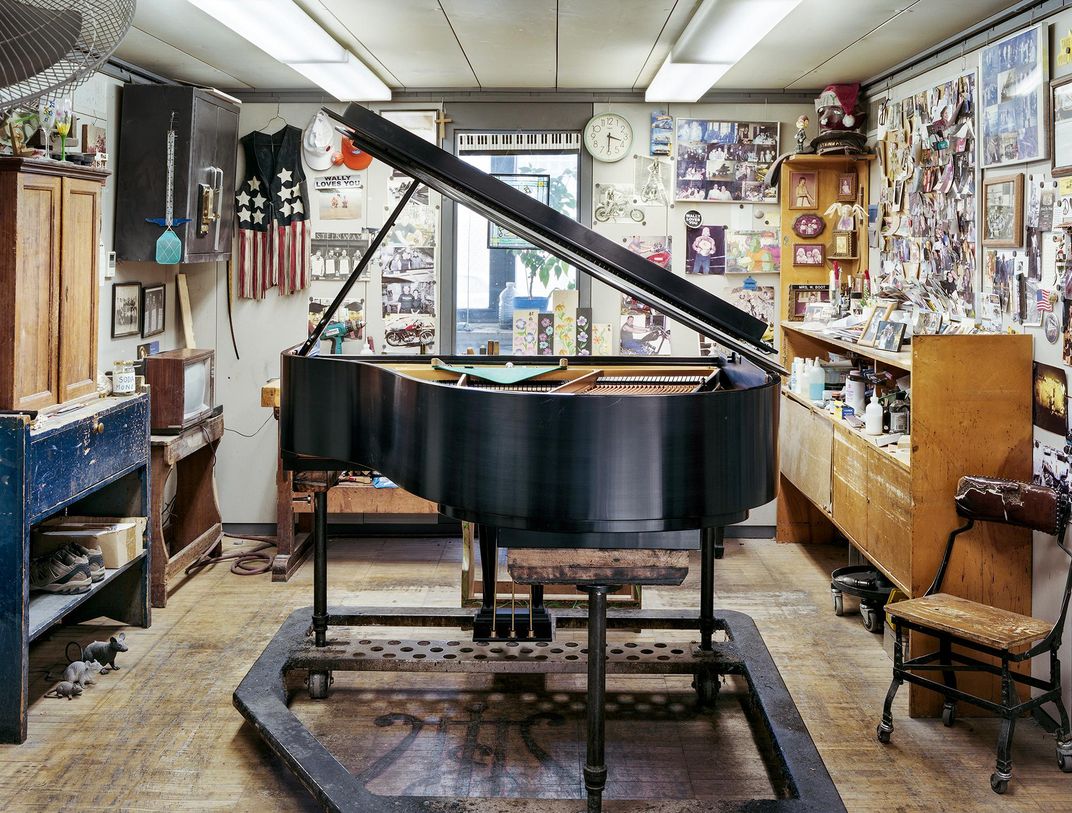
308, 671, 332, 700
876, 724, 892, 744
693, 673, 720, 708
1058, 742, 1072, 772
989, 773, 1009, 794
861, 605, 884, 633
942, 702, 956, 727
832, 590, 844, 616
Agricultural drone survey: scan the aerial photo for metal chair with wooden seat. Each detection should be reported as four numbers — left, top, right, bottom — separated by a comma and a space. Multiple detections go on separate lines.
876, 475, 1072, 794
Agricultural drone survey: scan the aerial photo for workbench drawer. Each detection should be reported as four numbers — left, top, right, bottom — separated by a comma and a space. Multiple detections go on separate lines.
27, 397, 149, 520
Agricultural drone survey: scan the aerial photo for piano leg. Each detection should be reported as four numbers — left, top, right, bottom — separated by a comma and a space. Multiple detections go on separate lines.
473, 524, 500, 641
694, 527, 722, 707
309, 490, 331, 699
582, 585, 609, 813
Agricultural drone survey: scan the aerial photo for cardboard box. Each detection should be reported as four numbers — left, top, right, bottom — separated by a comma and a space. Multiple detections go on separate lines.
33, 516, 146, 569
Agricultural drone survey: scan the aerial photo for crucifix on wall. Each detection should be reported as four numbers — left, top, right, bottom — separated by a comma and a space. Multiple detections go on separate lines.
435, 110, 452, 143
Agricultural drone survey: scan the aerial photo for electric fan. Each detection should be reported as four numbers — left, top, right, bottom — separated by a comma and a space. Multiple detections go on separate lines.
0, 0, 136, 113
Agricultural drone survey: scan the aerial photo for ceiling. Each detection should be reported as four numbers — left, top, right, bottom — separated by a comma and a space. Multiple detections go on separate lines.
114, 0, 1024, 94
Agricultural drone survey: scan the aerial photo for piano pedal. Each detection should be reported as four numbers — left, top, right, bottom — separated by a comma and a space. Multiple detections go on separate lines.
472, 607, 553, 642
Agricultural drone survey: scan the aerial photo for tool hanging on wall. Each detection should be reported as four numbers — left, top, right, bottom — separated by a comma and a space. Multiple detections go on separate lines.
144, 112, 190, 264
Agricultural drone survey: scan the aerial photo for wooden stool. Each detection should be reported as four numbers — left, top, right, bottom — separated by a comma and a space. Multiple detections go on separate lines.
508, 548, 689, 813
149, 414, 224, 608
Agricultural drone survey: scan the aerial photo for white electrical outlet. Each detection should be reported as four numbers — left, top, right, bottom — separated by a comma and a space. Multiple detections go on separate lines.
103, 250, 116, 279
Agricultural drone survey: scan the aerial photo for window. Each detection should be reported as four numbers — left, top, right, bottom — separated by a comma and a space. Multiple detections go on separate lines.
453, 132, 580, 353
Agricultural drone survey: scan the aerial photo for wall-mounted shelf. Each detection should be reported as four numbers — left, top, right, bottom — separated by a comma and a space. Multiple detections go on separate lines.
781, 321, 912, 371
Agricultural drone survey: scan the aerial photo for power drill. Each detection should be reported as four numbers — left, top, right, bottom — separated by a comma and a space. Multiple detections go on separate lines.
321, 321, 347, 354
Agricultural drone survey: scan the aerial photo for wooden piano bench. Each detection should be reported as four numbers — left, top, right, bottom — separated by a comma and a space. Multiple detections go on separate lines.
508, 547, 688, 813
877, 476, 1072, 795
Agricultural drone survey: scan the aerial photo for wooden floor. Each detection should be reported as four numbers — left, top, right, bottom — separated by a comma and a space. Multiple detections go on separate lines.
2, 535, 1070, 812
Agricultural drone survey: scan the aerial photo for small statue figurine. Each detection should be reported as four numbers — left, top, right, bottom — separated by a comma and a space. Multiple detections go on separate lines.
795, 115, 809, 153
824, 201, 868, 232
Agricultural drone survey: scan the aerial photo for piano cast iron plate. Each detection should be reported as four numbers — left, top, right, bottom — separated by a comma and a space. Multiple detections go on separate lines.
234, 606, 844, 813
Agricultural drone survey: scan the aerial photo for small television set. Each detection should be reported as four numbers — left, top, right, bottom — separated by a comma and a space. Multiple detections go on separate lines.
143, 349, 215, 432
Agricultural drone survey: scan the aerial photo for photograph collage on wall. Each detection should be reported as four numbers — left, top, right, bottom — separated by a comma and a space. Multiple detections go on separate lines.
980, 24, 1046, 168
621, 235, 670, 355
685, 223, 726, 275
876, 72, 977, 314
674, 119, 779, 202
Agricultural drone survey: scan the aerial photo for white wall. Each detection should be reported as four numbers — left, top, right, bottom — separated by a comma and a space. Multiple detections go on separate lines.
868, 14, 1072, 709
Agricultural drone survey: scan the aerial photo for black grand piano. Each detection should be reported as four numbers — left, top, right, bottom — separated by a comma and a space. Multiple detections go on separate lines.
236, 104, 843, 813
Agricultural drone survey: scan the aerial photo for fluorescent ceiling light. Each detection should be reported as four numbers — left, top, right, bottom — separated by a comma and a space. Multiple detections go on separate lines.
645, 55, 731, 103
674, 0, 803, 64
186, 0, 390, 101
645, 0, 802, 102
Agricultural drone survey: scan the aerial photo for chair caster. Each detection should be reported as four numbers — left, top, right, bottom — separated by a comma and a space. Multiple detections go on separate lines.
1058, 741, 1072, 772
942, 702, 956, 727
693, 672, 720, 708
832, 589, 844, 616
861, 604, 884, 634
308, 670, 332, 700
989, 772, 1010, 794
876, 723, 892, 744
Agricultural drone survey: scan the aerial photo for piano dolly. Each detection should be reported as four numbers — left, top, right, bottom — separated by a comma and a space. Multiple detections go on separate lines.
233, 496, 846, 813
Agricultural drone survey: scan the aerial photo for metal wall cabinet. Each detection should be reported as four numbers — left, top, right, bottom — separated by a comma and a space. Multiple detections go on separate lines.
114, 85, 240, 263
0, 393, 152, 743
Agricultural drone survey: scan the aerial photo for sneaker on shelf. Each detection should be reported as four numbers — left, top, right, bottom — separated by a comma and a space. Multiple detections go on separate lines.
29, 551, 92, 594
64, 543, 105, 582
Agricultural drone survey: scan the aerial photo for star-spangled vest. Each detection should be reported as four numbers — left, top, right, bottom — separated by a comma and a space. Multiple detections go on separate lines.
235, 125, 311, 298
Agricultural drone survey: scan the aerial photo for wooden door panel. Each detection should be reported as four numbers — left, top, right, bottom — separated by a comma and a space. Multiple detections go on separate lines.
58, 177, 100, 402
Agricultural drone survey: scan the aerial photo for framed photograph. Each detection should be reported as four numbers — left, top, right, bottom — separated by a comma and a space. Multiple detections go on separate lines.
982, 174, 1024, 247
980, 24, 1047, 167
874, 320, 907, 352
1052, 76, 1072, 177
488, 174, 549, 249
674, 119, 779, 202
787, 284, 830, 321
858, 303, 896, 346
837, 172, 858, 202
830, 231, 858, 258
791, 212, 825, 238
914, 309, 943, 336
111, 282, 141, 339
141, 283, 166, 338
792, 243, 825, 266
789, 171, 818, 209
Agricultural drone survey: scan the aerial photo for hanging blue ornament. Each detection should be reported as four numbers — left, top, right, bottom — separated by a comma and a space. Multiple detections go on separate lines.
145, 113, 189, 264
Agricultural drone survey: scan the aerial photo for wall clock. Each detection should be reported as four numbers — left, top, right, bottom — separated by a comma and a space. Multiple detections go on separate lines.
792, 213, 826, 239
584, 113, 632, 163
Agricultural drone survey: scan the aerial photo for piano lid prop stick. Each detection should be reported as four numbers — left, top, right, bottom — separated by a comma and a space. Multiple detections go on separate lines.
528, 586, 534, 638
298, 179, 421, 357
510, 581, 516, 639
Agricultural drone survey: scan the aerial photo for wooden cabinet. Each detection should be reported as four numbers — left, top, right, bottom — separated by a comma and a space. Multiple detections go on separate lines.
778, 326, 1034, 716
0, 159, 107, 411
114, 85, 240, 263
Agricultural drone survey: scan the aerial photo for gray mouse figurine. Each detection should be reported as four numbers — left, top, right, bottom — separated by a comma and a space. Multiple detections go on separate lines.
67, 632, 128, 674
46, 658, 102, 688
44, 681, 83, 700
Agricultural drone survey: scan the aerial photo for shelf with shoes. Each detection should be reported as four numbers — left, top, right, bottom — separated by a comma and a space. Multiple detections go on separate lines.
0, 391, 152, 744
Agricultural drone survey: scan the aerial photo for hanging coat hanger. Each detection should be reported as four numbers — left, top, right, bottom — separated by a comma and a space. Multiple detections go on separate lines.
258, 102, 286, 132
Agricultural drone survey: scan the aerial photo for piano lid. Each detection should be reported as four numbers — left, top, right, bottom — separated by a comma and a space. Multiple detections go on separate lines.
325, 104, 781, 374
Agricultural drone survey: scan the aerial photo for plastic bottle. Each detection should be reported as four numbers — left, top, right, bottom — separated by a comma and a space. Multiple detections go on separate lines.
793, 359, 807, 395
864, 396, 884, 435
888, 395, 910, 434
807, 359, 825, 401
497, 281, 516, 329
844, 370, 866, 416
790, 358, 802, 392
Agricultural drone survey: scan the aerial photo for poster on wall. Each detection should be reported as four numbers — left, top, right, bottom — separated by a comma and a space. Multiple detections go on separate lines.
624, 235, 671, 269
1033, 362, 1069, 436
725, 230, 780, 274
685, 223, 727, 275
980, 24, 1047, 167
311, 229, 376, 280
634, 157, 671, 206
619, 313, 671, 355
313, 173, 364, 224
1033, 440, 1070, 490
728, 285, 775, 327
307, 287, 365, 345
383, 280, 435, 317
674, 119, 778, 202
488, 174, 550, 248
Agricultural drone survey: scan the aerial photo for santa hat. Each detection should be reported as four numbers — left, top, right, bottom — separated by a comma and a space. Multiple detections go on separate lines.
817, 83, 861, 128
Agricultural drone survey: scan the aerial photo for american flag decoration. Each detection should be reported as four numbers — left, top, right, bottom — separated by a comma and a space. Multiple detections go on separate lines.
236, 129, 311, 299
1038, 287, 1055, 312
